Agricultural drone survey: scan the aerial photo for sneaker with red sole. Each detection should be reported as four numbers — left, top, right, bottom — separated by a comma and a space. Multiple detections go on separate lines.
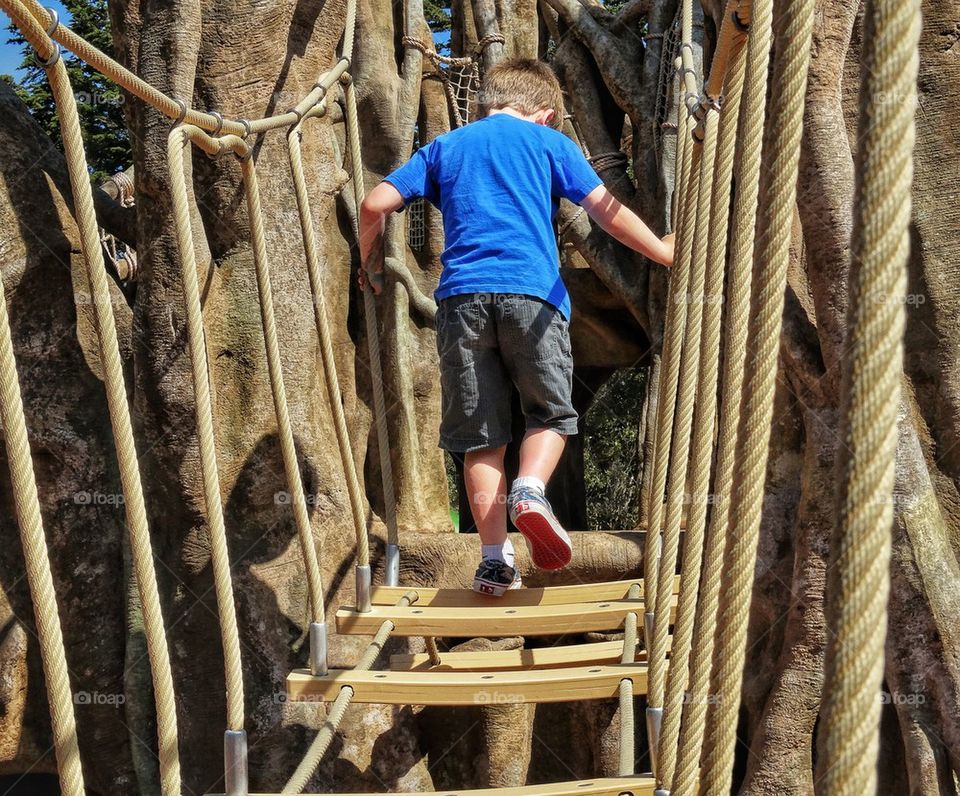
508, 487, 572, 570
473, 559, 522, 597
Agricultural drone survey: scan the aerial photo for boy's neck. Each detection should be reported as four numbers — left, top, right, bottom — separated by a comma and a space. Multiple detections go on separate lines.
487, 106, 554, 126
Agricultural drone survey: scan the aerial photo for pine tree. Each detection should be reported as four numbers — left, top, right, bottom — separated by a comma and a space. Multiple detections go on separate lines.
6, 0, 129, 182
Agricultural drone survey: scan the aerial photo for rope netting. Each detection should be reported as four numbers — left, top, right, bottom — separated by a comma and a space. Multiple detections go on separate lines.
0, 0, 920, 793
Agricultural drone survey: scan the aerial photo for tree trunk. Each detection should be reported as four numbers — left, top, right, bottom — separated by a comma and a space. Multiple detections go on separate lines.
0, 0, 958, 792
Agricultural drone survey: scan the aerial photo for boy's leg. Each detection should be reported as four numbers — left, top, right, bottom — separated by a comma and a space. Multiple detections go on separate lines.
436, 295, 519, 594
464, 445, 521, 594
497, 296, 578, 570
517, 427, 566, 486
464, 444, 508, 546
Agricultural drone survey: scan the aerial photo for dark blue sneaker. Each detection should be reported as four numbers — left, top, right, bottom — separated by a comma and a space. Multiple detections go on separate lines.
473, 559, 522, 597
508, 487, 572, 570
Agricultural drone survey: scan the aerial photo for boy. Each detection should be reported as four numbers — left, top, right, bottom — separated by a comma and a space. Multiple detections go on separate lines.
359, 58, 674, 596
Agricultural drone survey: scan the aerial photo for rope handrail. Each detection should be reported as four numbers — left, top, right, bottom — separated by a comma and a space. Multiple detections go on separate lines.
669, 0, 771, 790
9, 0, 351, 137
817, 0, 919, 791
0, 154, 86, 796
281, 592, 416, 794
700, 0, 816, 790
342, 71, 402, 600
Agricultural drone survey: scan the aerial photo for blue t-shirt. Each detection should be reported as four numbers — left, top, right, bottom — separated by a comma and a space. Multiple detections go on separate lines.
384, 113, 602, 319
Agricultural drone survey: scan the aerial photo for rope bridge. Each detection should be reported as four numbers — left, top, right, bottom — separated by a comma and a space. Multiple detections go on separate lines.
0, 0, 919, 794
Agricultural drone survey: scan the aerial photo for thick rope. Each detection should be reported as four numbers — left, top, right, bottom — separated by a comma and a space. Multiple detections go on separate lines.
168, 127, 246, 732
646, 104, 700, 714
2, 3, 182, 791
654, 101, 720, 792
10, 0, 349, 136
638, 355, 661, 530
618, 583, 641, 776
288, 126, 370, 569
656, 12, 746, 790
342, 75, 401, 562
282, 592, 415, 794
0, 280, 85, 796
817, 0, 919, 792
700, 0, 816, 790
642, 99, 696, 632
657, 12, 750, 789
671, 4, 771, 793
0, 65, 85, 794
238, 154, 326, 624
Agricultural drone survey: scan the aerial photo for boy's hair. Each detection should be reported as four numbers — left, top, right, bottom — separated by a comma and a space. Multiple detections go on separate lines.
478, 58, 565, 129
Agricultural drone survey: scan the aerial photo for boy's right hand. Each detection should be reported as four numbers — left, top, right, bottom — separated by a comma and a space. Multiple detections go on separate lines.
661, 233, 676, 267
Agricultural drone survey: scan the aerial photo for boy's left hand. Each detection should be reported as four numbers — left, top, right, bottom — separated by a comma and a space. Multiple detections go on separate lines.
358, 266, 385, 295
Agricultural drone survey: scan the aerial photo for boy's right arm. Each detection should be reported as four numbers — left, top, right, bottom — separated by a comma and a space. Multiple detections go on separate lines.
358, 182, 405, 294
580, 185, 675, 267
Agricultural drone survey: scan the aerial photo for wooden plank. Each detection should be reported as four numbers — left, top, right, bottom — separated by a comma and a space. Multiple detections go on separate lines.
390, 637, 674, 672
337, 597, 676, 637
338, 596, 677, 638
232, 776, 656, 796
287, 662, 649, 705
370, 575, 682, 609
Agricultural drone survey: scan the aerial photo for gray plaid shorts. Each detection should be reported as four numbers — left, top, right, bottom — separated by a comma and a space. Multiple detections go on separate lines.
435, 293, 578, 452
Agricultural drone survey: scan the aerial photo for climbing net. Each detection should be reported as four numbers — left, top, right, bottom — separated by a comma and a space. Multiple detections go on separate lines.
401, 33, 504, 252
0, 0, 921, 795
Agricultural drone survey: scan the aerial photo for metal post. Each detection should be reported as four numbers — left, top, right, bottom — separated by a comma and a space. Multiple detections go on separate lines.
646, 706, 663, 777
224, 729, 248, 796
355, 563, 371, 612
309, 621, 328, 676
384, 542, 400, 586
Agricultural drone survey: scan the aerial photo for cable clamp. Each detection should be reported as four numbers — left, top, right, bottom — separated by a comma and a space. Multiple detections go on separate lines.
209, 110, 224, 137
236, 118, 252, 138
33, 8, 61, 68
171, 97, 188, 127
45, 7, 60, 35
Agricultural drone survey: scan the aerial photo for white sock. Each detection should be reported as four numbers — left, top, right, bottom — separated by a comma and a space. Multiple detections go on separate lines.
482, 538, 516, 567
512, 475, 546, 495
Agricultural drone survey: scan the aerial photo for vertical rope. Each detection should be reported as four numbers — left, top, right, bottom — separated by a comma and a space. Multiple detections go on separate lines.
1, 3, 182, 791
646, 105, 699, 714
659, 17, 749, 790
817, 0, 919, 792
282, 593, 414, 794
642, 100, 695, 632
342, 75, 401, 562
619, 583, 641, 776
168, 128, 245, 732
672, 3, 773, 791
701, 0, 816, 790
638, 356, 661, 531
288, 127, 370, 568
238, 154, 326, 623
654, 101, 720, 792
0, 177, 85, 796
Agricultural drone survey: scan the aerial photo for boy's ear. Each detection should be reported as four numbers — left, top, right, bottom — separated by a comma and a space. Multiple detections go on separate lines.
534, 107, 556, 126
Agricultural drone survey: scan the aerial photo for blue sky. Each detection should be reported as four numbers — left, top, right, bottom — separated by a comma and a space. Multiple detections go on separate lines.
1, 1, 71, 77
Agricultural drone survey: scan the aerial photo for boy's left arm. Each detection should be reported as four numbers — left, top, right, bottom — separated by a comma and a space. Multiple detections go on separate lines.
580, 185, 675, 267
358, 182, 405, 294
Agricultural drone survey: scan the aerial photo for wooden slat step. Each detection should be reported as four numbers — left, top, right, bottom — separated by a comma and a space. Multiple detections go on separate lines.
337, 596, 680, 638
370, 576, 680, 608
232, 776, 656, 796
390, 636, 674, 672
287, 662, 649, 705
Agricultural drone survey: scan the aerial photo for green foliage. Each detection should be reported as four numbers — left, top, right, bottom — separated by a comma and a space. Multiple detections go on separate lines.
583, 368, 647, 530
423, 0, 451, 32
7, 0, 129, 182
